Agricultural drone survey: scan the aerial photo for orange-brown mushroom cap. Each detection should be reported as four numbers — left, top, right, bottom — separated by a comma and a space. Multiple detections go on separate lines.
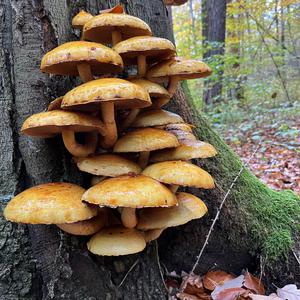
72, 11, 93, 30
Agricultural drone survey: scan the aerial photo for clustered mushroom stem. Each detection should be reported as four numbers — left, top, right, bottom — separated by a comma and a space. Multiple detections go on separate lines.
112, 30, 122, 46
144, 228, 164, 243
137, 55, 147, 77
100, 102, 118, 148
120, 108, 140, 132
167, 76, 180, 97
138, 151, 150, 169
62, 129, 98, 157
121, 208, 137, 228
77, 63, 94, 82
169, 184, 179, 193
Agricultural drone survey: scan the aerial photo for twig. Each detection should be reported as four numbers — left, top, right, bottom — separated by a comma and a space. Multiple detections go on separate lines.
155, 240, 169, 293
292, 250, 300, 266
117, 259, 139, 288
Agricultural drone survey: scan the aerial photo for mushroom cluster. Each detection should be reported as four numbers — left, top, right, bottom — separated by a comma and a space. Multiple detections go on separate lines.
4, 5, 216, 256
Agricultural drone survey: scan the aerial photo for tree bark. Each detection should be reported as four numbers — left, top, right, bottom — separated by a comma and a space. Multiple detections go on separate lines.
0, 1, 299, 299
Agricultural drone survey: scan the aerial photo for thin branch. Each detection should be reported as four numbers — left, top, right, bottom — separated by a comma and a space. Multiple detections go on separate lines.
155, 240, 169, 293
292, 250, 300, 266
117, 259, 139, 288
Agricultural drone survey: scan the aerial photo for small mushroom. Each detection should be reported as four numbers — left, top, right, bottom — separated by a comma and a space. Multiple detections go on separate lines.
113, 36, 176, 77
147, 57, 212, 96
62, 78, 151, 148
158, 123, 194, 132
113, 128, 179, 168
47, 96, 63, 111
72, 10, 93, 39
87, 226, 146, 256
82, 174, 177, 229
83, 12, 152, 46
164, 0, 188, 6
142, 160, 215, 192
21, 110, 106, 157
40, 41, 123, 83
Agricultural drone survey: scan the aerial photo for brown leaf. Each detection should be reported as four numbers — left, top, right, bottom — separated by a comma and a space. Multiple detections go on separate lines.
177, 292, 202, 300
216, 287, 249, 300
181, 274, 205, 297
203, 270, 236, 291
243, 271, 265, 295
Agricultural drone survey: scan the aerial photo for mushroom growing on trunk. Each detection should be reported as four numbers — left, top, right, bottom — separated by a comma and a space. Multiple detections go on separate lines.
72, 10, 93, 39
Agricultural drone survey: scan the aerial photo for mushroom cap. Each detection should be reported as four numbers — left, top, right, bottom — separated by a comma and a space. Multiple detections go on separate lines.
83, 13, 152, 44
167, 129, 197, 142
163, 123, 194, 132
47, 96, 63, 111
142, 161, 215, 189
72, 11, 93, 29
113, 128, 179, 153
4, 182, 97, 224
147, 57, 212, 83
74, 154, 142, 176
165, 0, 188, 6
131, 109, 184, 128
130, 79, 170, 99
137, 192, 208, 230
150, 140, 217, 162
61, 78, 151, 111
82, 174, 177, 208
113, 36, 176, 65
40, 41, 123, 75
87, 226, 146, 256
21, 110, 104, 138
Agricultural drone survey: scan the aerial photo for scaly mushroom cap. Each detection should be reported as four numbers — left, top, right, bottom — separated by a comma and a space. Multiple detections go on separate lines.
131, 109, 184, 127
137, 192, 208, 230
72, 11, 93, 29
61, 78, 151, 111
83, 13, 152, 44
113, 128, 179, 153
40, 41, 123, 75
147, 57, 212, 83
87, 226, 146, 256
74, 154, 142, 176
4, 183, 97, 224
47, 96, 63, 111
82, 174, 177, 208
142, 161, 215, 189
131, 79, 170, 99
150, 140, 217, 162
113, 36, 176, 65
21, 110, 104, 138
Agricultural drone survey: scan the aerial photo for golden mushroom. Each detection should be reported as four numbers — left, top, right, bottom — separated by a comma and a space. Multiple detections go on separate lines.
40, 41, 123, 83
72, 10, 93, 30
47, 96, 63, 111
21, 110, 106, 157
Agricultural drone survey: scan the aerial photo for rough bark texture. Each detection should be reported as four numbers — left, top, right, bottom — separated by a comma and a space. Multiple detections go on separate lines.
0, 1, 299, 299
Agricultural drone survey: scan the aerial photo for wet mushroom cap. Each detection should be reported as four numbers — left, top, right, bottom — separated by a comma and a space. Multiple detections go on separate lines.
113, 36, 176, 65
87, 226, 146, 256
131, 109, 184, 127
72, 11, 93, 29
40, 41, 123, 75
83, 13, 152, 44
61, 78, 151, 111
113, 128, 179, 153
150, 140, 217, 162
130, 79, 170, 99
147, 57, 212, 82
4, 182, 97, 224
163, 123, 194, 132
142, 161, 215, 189
82, 174, 177, 208
47, 96, 63, 111
21, 110, 104, 137
137, 192, 208, 230
74, 154, 142, 176
167, 129, 197, 142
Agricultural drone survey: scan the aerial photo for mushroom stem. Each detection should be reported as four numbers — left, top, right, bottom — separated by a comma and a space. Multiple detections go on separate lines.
62, 130, 98, 157
167, 76, 180, 97
121, 208, 137, 228
169, 184, 179, 193
138, 151, 150, 169
137, 55, 147, 77
112, 30, 122, 46
77, 63, 94, 82
100, 102, 117, 148
119, 108, 140, 132
144, 228, 164, 243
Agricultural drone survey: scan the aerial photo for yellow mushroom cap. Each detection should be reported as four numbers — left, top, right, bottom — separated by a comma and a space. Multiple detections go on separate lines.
142, 161, 215, 189
40, 41, 123, 75
113, 36, 176, 65
83, 13, 152, 44
82, 174, 177, 208
130, 79, 170, 99
87, 226, 146, 256
21, 110, 104, 138
74, 154, 142, 176
131, 109, 184, 128
72, 11, 93, 29
137, 192, 208, 230
167, 129, 197, 142
4, 182, 97, 224
147, 57, 212, 83
61, 78, 151, 111
163, 123, 194, 132
150, 140, 217, 162
113, 128, 179, 153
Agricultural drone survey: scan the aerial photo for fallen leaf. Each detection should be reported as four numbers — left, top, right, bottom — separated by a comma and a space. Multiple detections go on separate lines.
181, 274, 206, 297
215, 287, 249, 300
203, 270, 236, 291
277, 284, 300, 300
211, 275, 245, 299
177, 292, 202, 300
243, 271, 265, 295
249, 294, 282, 300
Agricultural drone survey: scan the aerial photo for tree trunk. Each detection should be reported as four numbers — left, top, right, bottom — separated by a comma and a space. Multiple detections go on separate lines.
202, 0, 227, 105
0, 1, 299, 299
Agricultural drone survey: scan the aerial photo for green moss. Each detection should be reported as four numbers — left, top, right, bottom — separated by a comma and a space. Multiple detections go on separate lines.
182, 81, 300, 264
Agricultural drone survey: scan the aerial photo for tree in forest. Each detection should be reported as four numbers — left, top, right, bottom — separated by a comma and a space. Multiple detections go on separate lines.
0, 1, 299, 299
